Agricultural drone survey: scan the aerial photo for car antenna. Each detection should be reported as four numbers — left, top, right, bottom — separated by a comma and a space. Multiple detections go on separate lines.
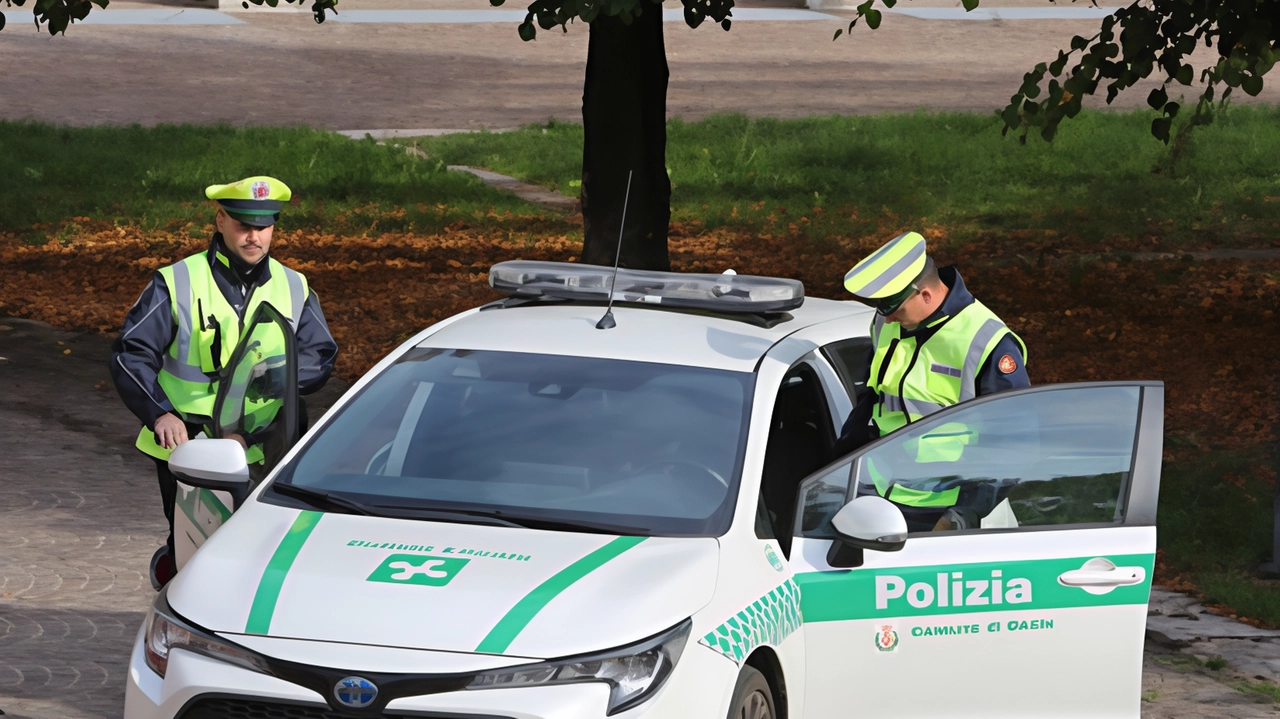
595, 169, 633, 331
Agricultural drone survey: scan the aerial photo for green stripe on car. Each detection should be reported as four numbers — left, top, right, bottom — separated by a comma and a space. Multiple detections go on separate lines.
794, 553, 1154, 622
245, 511, 324, 635
476, 535, 647, 654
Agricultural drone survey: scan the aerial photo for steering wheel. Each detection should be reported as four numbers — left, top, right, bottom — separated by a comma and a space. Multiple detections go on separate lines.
632, 459, 729, 488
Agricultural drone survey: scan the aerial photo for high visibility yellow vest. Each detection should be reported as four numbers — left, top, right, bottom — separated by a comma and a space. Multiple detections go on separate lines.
866, 300, 1026, 508
135, 252, 307, 461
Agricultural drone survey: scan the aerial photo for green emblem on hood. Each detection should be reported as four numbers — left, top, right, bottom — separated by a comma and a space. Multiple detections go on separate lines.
368, 553, 470, 587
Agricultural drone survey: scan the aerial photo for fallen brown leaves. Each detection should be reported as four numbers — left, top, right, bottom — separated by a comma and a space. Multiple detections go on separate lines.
2, 226, 1278, 453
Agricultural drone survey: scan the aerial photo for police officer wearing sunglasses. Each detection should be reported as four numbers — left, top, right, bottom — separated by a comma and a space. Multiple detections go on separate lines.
837, 231, 1029, 451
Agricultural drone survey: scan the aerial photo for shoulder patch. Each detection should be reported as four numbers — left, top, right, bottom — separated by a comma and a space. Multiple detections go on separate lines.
998, 354, 1018, 374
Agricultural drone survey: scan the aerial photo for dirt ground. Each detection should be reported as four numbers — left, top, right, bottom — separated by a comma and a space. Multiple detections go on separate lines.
4, 0, 1280, 129
4, 226, 1277, 449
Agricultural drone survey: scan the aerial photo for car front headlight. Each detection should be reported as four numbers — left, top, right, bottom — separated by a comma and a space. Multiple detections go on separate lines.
143, 594, 269, 679
467, 619, 691, 715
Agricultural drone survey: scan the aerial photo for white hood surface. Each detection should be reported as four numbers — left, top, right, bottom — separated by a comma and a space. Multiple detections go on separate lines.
168, 502, 719, 660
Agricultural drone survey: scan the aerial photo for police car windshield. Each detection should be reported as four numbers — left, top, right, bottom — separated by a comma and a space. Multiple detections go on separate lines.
274, 348, 754, 536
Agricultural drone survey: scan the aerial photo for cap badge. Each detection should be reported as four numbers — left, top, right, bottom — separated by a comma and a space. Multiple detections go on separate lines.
250, 180, 271, 200
998, 354, 1017, 374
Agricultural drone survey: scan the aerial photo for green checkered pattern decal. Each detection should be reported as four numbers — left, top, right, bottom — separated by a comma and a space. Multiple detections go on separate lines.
699, 579, 802, 664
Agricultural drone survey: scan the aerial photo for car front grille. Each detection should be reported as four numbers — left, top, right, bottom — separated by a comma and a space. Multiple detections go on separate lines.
176, 696, 511, 719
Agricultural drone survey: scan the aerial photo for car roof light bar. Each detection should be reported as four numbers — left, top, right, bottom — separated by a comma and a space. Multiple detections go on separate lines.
489, 261, 805, 314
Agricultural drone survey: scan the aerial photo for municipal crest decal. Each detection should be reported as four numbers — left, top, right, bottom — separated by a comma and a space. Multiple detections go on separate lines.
874, 625, 899, 652
250, 180, 271, 200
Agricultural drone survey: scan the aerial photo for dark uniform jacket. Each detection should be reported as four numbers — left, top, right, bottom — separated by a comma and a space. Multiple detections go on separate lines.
110, 234, 338, 432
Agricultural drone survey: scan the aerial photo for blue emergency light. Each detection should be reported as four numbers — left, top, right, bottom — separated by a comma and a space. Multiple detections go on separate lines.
488, 261, 805, 314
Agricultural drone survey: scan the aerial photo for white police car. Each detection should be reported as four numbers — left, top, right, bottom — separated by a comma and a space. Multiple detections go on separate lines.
127, 261, 1163, 719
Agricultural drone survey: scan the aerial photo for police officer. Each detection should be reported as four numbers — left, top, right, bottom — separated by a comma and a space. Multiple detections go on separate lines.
110, 176, 338, 588
838, 231, 1028, 526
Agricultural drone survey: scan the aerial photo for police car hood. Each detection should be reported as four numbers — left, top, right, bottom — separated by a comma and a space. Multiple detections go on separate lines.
167, 503, 719, 659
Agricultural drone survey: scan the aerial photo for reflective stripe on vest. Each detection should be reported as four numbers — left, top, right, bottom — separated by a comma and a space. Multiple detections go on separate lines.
869, 300, 1025, 436
134, 252, 307, 461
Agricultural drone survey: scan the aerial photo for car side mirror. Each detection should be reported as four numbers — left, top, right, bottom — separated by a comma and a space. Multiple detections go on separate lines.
827, 496, 909, 568
168, 439, 252, 494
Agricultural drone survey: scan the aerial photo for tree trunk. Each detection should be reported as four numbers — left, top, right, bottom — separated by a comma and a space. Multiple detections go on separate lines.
579, 5, 671, 271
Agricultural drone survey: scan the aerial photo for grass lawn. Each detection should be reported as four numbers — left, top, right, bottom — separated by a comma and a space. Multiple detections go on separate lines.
415, 107, 1280, 247
0, 122, 561, 237
7, 107, 1280, 248
1160, 447, 1280, 627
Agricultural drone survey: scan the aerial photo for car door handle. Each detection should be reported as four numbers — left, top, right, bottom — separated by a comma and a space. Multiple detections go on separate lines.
1057, 558, 1146, 595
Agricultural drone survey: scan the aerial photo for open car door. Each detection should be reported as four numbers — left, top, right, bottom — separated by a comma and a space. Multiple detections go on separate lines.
172, 302, 299, 570
790, 382, 1163, 718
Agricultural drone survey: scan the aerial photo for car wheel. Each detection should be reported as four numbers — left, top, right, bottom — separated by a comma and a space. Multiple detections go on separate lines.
727, 665, 776, 719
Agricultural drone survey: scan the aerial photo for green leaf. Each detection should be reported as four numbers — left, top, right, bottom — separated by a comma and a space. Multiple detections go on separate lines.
1151, 116, 1172, 143
1070, 35, 1089, 51
1222, 61, 1242, 86
1147, 86, 1167, 109
721, 17, 730, 29
0, 12, 6, 31
881, 0, 896, 8
1049, 51, 1068, 77
518, 18, 536, 40
1164, 101, 1179, 118
1242, 74, 1264, 96
961, 0, 978, 11
1176, 64, 1192, 85
864, 7, 880, 29
1000, 99, 1022, 130
491, 0, 505, 7
684, 3, 704, 27
832, 27, 842, 40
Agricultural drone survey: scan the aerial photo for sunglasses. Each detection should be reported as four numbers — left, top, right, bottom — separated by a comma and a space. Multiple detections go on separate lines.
872, 283, 920, 317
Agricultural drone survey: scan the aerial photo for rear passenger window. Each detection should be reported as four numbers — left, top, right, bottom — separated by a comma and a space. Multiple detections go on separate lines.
821, 338, 874, 403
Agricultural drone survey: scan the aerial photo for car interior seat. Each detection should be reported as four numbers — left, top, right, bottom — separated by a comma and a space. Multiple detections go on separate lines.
759, 365, 834, 556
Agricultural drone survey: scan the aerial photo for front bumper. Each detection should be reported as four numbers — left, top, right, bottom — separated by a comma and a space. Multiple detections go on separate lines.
124, 626, 739, 719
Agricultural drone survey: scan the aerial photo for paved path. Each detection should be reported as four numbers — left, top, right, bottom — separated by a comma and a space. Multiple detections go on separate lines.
5, 0, 1279, 130
2, 317, 1278, 718
0, 319, 346, 719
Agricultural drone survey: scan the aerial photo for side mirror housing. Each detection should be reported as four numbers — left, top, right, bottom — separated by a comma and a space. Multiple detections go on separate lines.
168, 439, 251, 493
827, 496, 909, 568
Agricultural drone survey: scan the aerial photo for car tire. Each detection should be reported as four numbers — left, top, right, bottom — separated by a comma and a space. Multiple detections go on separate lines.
727, 665, 776, 719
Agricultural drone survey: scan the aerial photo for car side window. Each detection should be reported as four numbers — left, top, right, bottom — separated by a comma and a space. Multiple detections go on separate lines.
757, 363, 836, 554
820, 337, 874, 403
795, 385, 1143, 538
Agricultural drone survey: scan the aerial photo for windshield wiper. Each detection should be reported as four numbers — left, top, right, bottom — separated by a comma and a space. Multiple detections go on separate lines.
270, 484, 649, 534
270, 482, 375, 515
269, 483, 524, 528
367, 501, 653, 535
